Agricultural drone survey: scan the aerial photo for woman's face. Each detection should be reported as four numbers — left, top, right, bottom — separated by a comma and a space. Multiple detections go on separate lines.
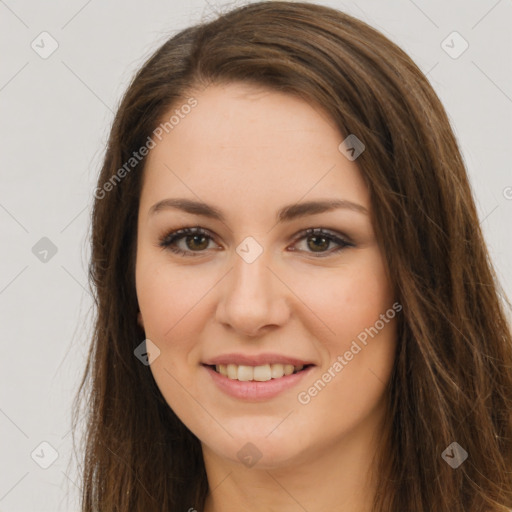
135, 82, 398, 469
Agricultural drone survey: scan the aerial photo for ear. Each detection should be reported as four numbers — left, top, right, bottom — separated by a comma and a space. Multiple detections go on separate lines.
137, 311, 144, 329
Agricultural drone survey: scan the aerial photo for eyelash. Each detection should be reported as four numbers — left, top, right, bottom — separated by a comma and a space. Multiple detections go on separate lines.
158, 226, 354, 258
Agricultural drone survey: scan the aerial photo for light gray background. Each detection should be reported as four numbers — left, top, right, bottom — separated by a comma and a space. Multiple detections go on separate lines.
1, 0, 511, 510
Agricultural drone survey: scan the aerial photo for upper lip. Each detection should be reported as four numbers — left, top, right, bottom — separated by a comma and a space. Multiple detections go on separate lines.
203, 353, 314, 367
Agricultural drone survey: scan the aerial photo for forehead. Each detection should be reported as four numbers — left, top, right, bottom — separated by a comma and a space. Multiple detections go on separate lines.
140, 82, 370, 218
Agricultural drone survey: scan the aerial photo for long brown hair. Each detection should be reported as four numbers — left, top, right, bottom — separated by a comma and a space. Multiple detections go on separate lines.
74, 2, 512, 510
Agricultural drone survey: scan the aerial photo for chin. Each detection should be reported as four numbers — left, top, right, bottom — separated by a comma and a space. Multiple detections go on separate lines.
209, 435, 308, 470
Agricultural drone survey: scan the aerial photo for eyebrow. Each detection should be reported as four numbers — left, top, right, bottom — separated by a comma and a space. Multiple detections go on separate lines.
149, 197, 368, 223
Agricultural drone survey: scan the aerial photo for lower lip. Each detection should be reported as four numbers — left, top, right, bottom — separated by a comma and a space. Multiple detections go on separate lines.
203, 364, 314, 401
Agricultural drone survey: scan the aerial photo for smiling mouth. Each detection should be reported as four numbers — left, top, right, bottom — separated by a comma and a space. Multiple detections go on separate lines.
207, 363, 312, 382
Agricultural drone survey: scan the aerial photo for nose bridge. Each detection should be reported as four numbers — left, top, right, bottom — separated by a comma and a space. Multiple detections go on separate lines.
216, 237, 288, 335
233, 243, 271, 296
230, 241, 274, 308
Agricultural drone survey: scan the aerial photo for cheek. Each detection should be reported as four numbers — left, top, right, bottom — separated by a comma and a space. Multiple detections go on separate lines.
306, 318, 397, 428
135, 258, 208, 415
292, 248, 397, 406
135, 255, 218, 406
135, 252, 212, 341
295, 288, 397, 441
292, 249, 394, 351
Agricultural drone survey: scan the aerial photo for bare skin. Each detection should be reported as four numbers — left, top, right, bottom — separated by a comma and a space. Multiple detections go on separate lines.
135, 82, 398, 512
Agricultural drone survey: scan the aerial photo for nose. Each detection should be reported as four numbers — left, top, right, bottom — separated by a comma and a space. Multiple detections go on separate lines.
215, 246, 290, 337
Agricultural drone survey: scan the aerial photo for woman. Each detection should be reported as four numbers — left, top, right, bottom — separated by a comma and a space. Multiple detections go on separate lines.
75, 2, 512, 510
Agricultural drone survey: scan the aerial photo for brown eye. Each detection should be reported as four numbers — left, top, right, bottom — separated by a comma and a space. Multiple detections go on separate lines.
185, 234, 210, 251
159, 227, 216, 257
306, 234, 331, 252
292, 228, 353, 257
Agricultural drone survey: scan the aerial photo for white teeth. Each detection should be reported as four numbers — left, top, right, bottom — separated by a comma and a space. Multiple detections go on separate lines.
253, 364, 271, 382
270, 363, 284, 378
237, 365, 253, 381
283, 364, 294, 376
214, 363, 306, 381
227, 363, 238, 379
